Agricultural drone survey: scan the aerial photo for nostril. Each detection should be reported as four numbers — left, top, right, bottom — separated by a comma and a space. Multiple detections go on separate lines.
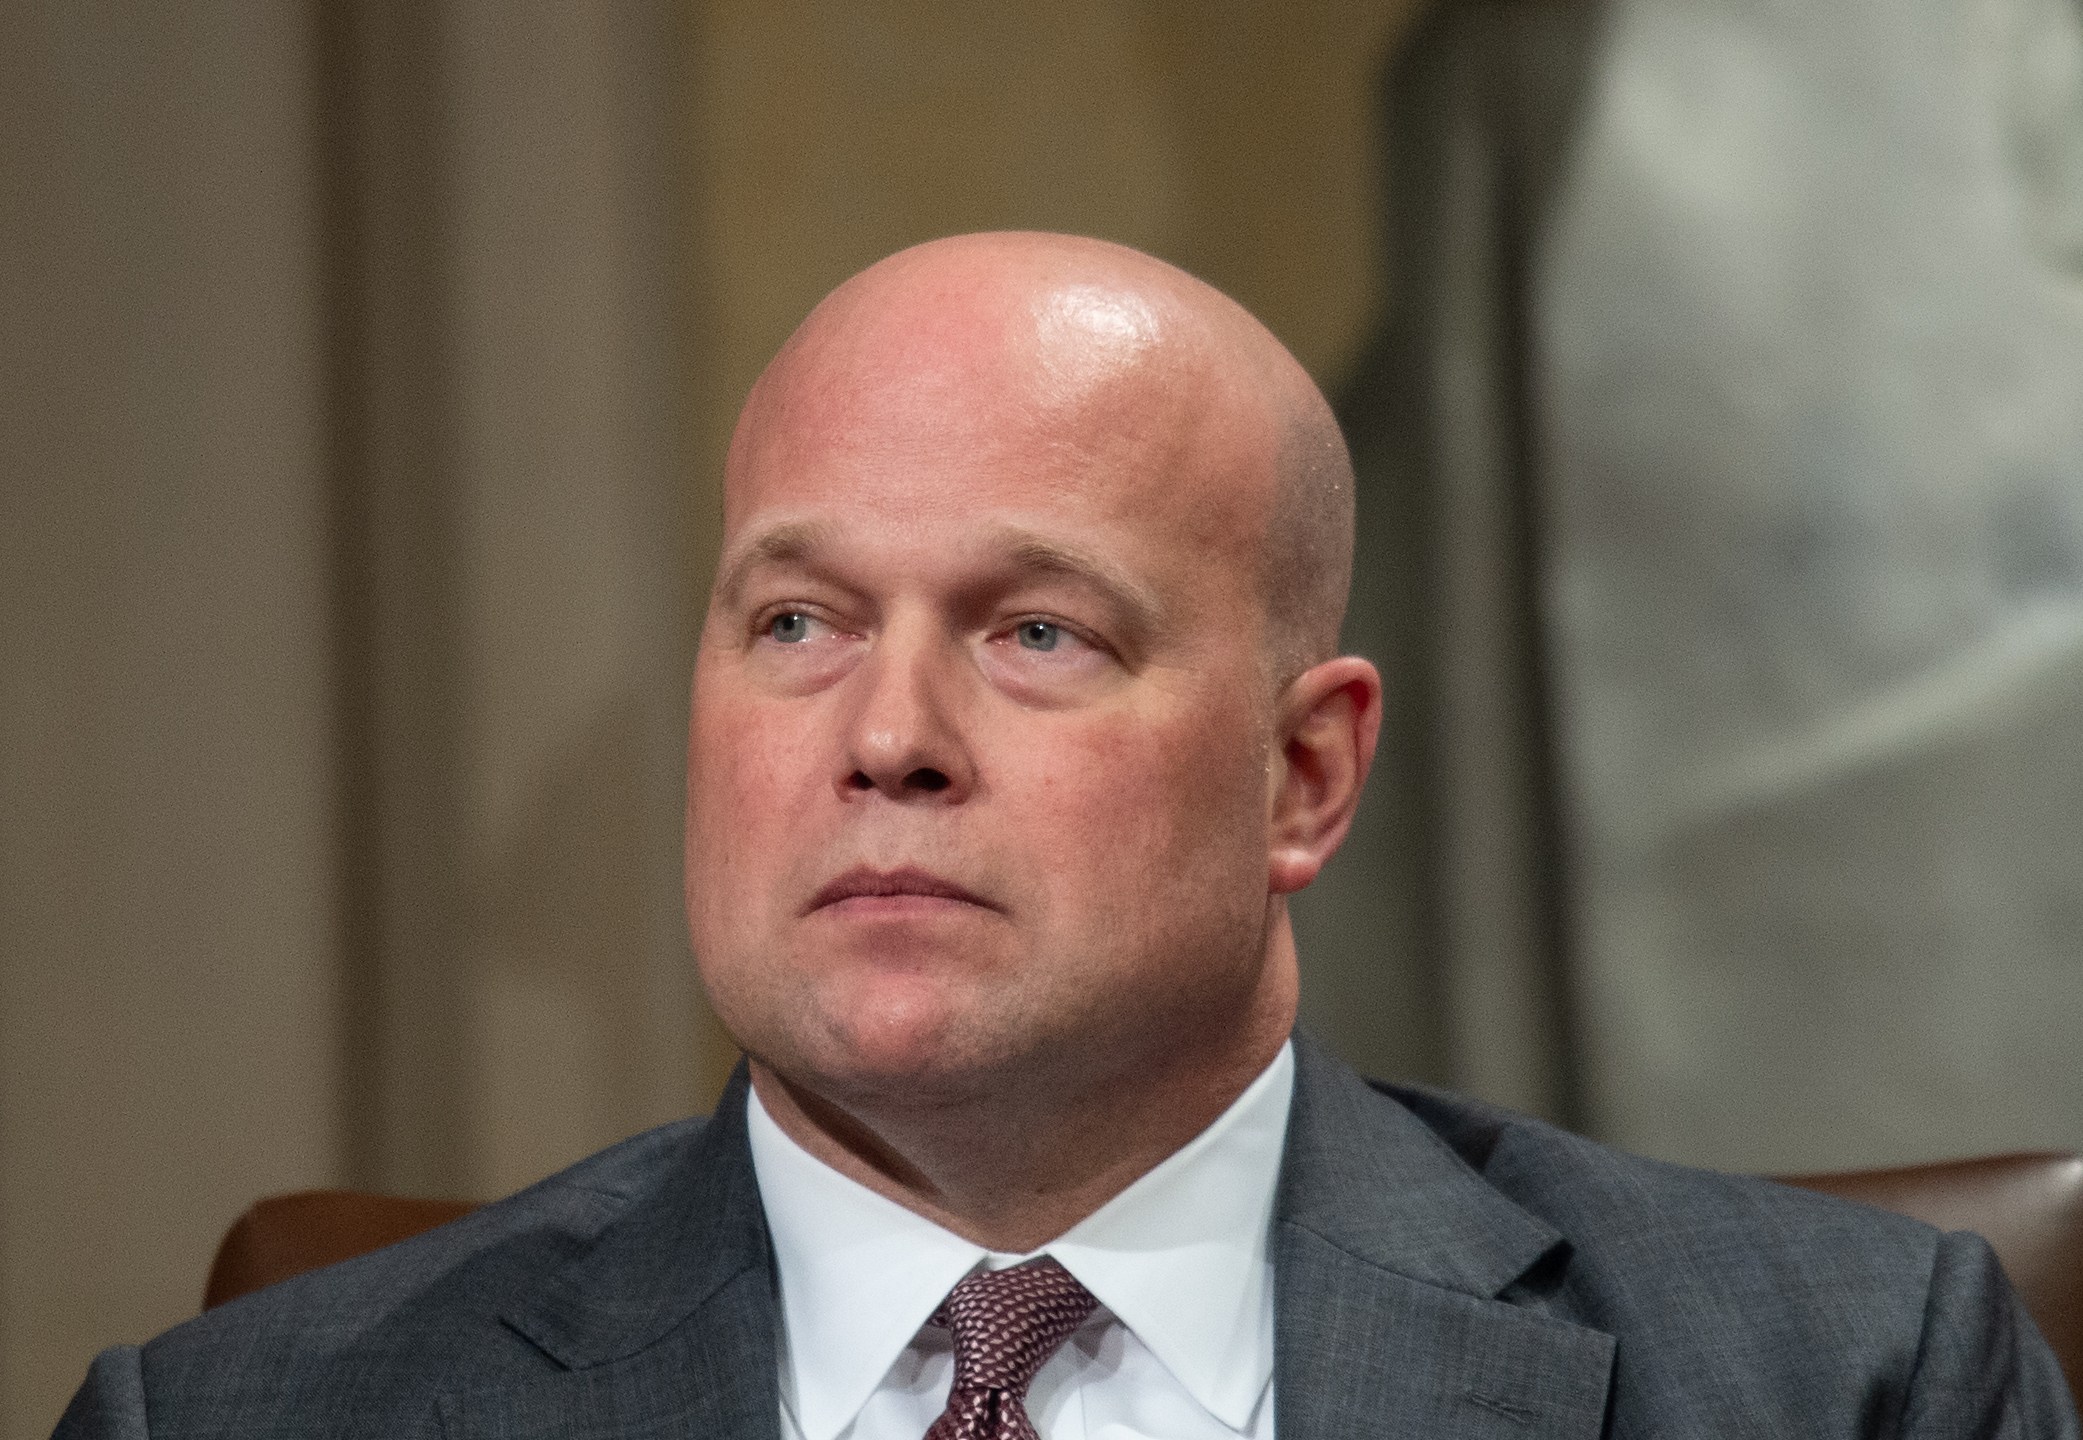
847, 770, 874, 790
905, 767, 950, 792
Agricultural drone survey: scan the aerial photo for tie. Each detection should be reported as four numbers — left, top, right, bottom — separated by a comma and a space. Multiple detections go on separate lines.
923, 1257, 1099, 1440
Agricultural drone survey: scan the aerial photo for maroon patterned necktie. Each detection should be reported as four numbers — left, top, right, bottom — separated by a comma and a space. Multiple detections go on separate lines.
923, 1257, 1099, 1440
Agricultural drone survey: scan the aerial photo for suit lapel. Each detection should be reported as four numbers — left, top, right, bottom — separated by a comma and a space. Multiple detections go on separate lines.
442, 1065, 781, 1440
437, 1282, 776, 1440
1276, 1035, 1615, 1439
435, 1039, 1615, 1438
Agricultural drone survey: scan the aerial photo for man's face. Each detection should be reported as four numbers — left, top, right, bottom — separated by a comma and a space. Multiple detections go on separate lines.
686, 276, 1290, 1110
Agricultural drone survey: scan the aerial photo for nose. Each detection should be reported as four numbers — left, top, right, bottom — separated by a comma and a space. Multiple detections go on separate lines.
839, 620, 976, 803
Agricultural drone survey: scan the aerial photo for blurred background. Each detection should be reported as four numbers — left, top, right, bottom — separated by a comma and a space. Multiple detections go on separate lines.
4, 0, 2081, 1433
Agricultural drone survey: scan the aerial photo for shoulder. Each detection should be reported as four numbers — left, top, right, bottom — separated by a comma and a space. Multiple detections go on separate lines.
1361, 1075, 1945, 1335
1372, 1079, 2078, 1435
1380, 1076, 1944, 1283
76, 1116, 708, 1439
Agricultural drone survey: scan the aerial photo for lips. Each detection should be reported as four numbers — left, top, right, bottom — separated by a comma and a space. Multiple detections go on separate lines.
807, 865, 996, 914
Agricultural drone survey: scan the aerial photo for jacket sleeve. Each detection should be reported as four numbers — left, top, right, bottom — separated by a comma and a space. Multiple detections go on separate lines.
1899, 1230, 2078, 1439
50, 1346, 149, 1440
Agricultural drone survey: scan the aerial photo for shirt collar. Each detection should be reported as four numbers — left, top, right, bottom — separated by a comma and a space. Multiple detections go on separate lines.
747, 1042, 1295, 1440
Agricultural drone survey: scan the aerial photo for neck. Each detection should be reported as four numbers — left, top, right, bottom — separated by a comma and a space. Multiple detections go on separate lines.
748, 940, 1298, 1253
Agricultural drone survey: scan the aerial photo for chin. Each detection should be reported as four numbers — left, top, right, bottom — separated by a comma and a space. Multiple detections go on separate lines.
795, 979, 1021, 1105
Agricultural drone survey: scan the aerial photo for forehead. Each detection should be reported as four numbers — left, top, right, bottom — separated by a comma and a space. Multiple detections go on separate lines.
721, 281, 1279, 578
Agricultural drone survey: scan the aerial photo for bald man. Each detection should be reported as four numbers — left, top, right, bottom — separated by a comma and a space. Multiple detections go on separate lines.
58, 235, 2076, 1439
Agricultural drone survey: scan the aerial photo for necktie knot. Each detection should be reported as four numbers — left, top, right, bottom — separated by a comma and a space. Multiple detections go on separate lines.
925, 1258, 1097, 1438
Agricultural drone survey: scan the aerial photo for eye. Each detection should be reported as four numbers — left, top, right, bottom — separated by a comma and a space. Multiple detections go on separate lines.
767, 611, 815, 643
991, 616, 1106, 665
753, 608, 848, 653
980, 613, 1116, 701
1016, 620, 1063, 652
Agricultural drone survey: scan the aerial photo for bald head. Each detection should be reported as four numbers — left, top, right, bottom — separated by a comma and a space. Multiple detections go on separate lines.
726, 232, 1354, 683
691, 236, 1382, 1225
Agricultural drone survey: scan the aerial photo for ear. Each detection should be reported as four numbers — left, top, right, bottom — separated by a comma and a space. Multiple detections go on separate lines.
1267, 655, 1382, 895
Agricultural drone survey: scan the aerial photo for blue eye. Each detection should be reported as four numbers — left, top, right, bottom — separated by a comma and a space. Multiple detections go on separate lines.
768, 612, 812, 643
1017, 621, 1062, 651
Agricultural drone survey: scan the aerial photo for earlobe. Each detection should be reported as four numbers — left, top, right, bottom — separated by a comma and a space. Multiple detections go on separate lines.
1266, 656, 1383, 894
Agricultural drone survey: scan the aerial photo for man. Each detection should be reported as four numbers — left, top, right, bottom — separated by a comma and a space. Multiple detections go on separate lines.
57, 233, 2077, 1438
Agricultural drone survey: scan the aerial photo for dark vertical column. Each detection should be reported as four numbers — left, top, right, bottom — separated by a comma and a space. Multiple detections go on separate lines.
311, 0, 471, 1194
1483, 0, 1605, 1134
1308, 0, 1601, 1126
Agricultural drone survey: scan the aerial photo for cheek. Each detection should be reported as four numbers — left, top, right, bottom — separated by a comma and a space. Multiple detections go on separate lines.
1018, 708, 1269, 899
686, 690, 831, 1036
687, 690, 820, 915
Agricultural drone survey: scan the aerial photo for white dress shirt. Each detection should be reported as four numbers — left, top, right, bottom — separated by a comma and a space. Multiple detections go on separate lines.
746, 1042, 1295, 1440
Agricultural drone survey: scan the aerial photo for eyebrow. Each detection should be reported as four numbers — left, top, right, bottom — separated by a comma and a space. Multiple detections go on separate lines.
997, 532, 1164, 641
712, 519, 1166, 641
712, 519, 841, 607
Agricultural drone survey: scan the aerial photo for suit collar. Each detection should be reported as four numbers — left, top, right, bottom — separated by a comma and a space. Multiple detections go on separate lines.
1277, 1030, 1564, 1296
447, 1063, 780, 1440
454, 1039, 1615, 1440
750, 1043, 1293, 1440
1274, 1032, 1614, 1438
503, 1063, 772, 1371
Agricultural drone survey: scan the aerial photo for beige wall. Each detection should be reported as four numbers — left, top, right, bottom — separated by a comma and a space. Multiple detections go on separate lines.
0, 2, 712, 1433
0, 4, 342, 1431
692, 0, 1414, 436
425, 0, 714, 1204
0, 3, 1416, 1434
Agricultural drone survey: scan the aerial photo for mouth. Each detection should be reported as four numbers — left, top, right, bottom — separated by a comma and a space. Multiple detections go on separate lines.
806, 865, 997, 915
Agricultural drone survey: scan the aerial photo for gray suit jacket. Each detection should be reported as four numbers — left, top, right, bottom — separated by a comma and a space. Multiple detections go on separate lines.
56, 1034, 2079, 1438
